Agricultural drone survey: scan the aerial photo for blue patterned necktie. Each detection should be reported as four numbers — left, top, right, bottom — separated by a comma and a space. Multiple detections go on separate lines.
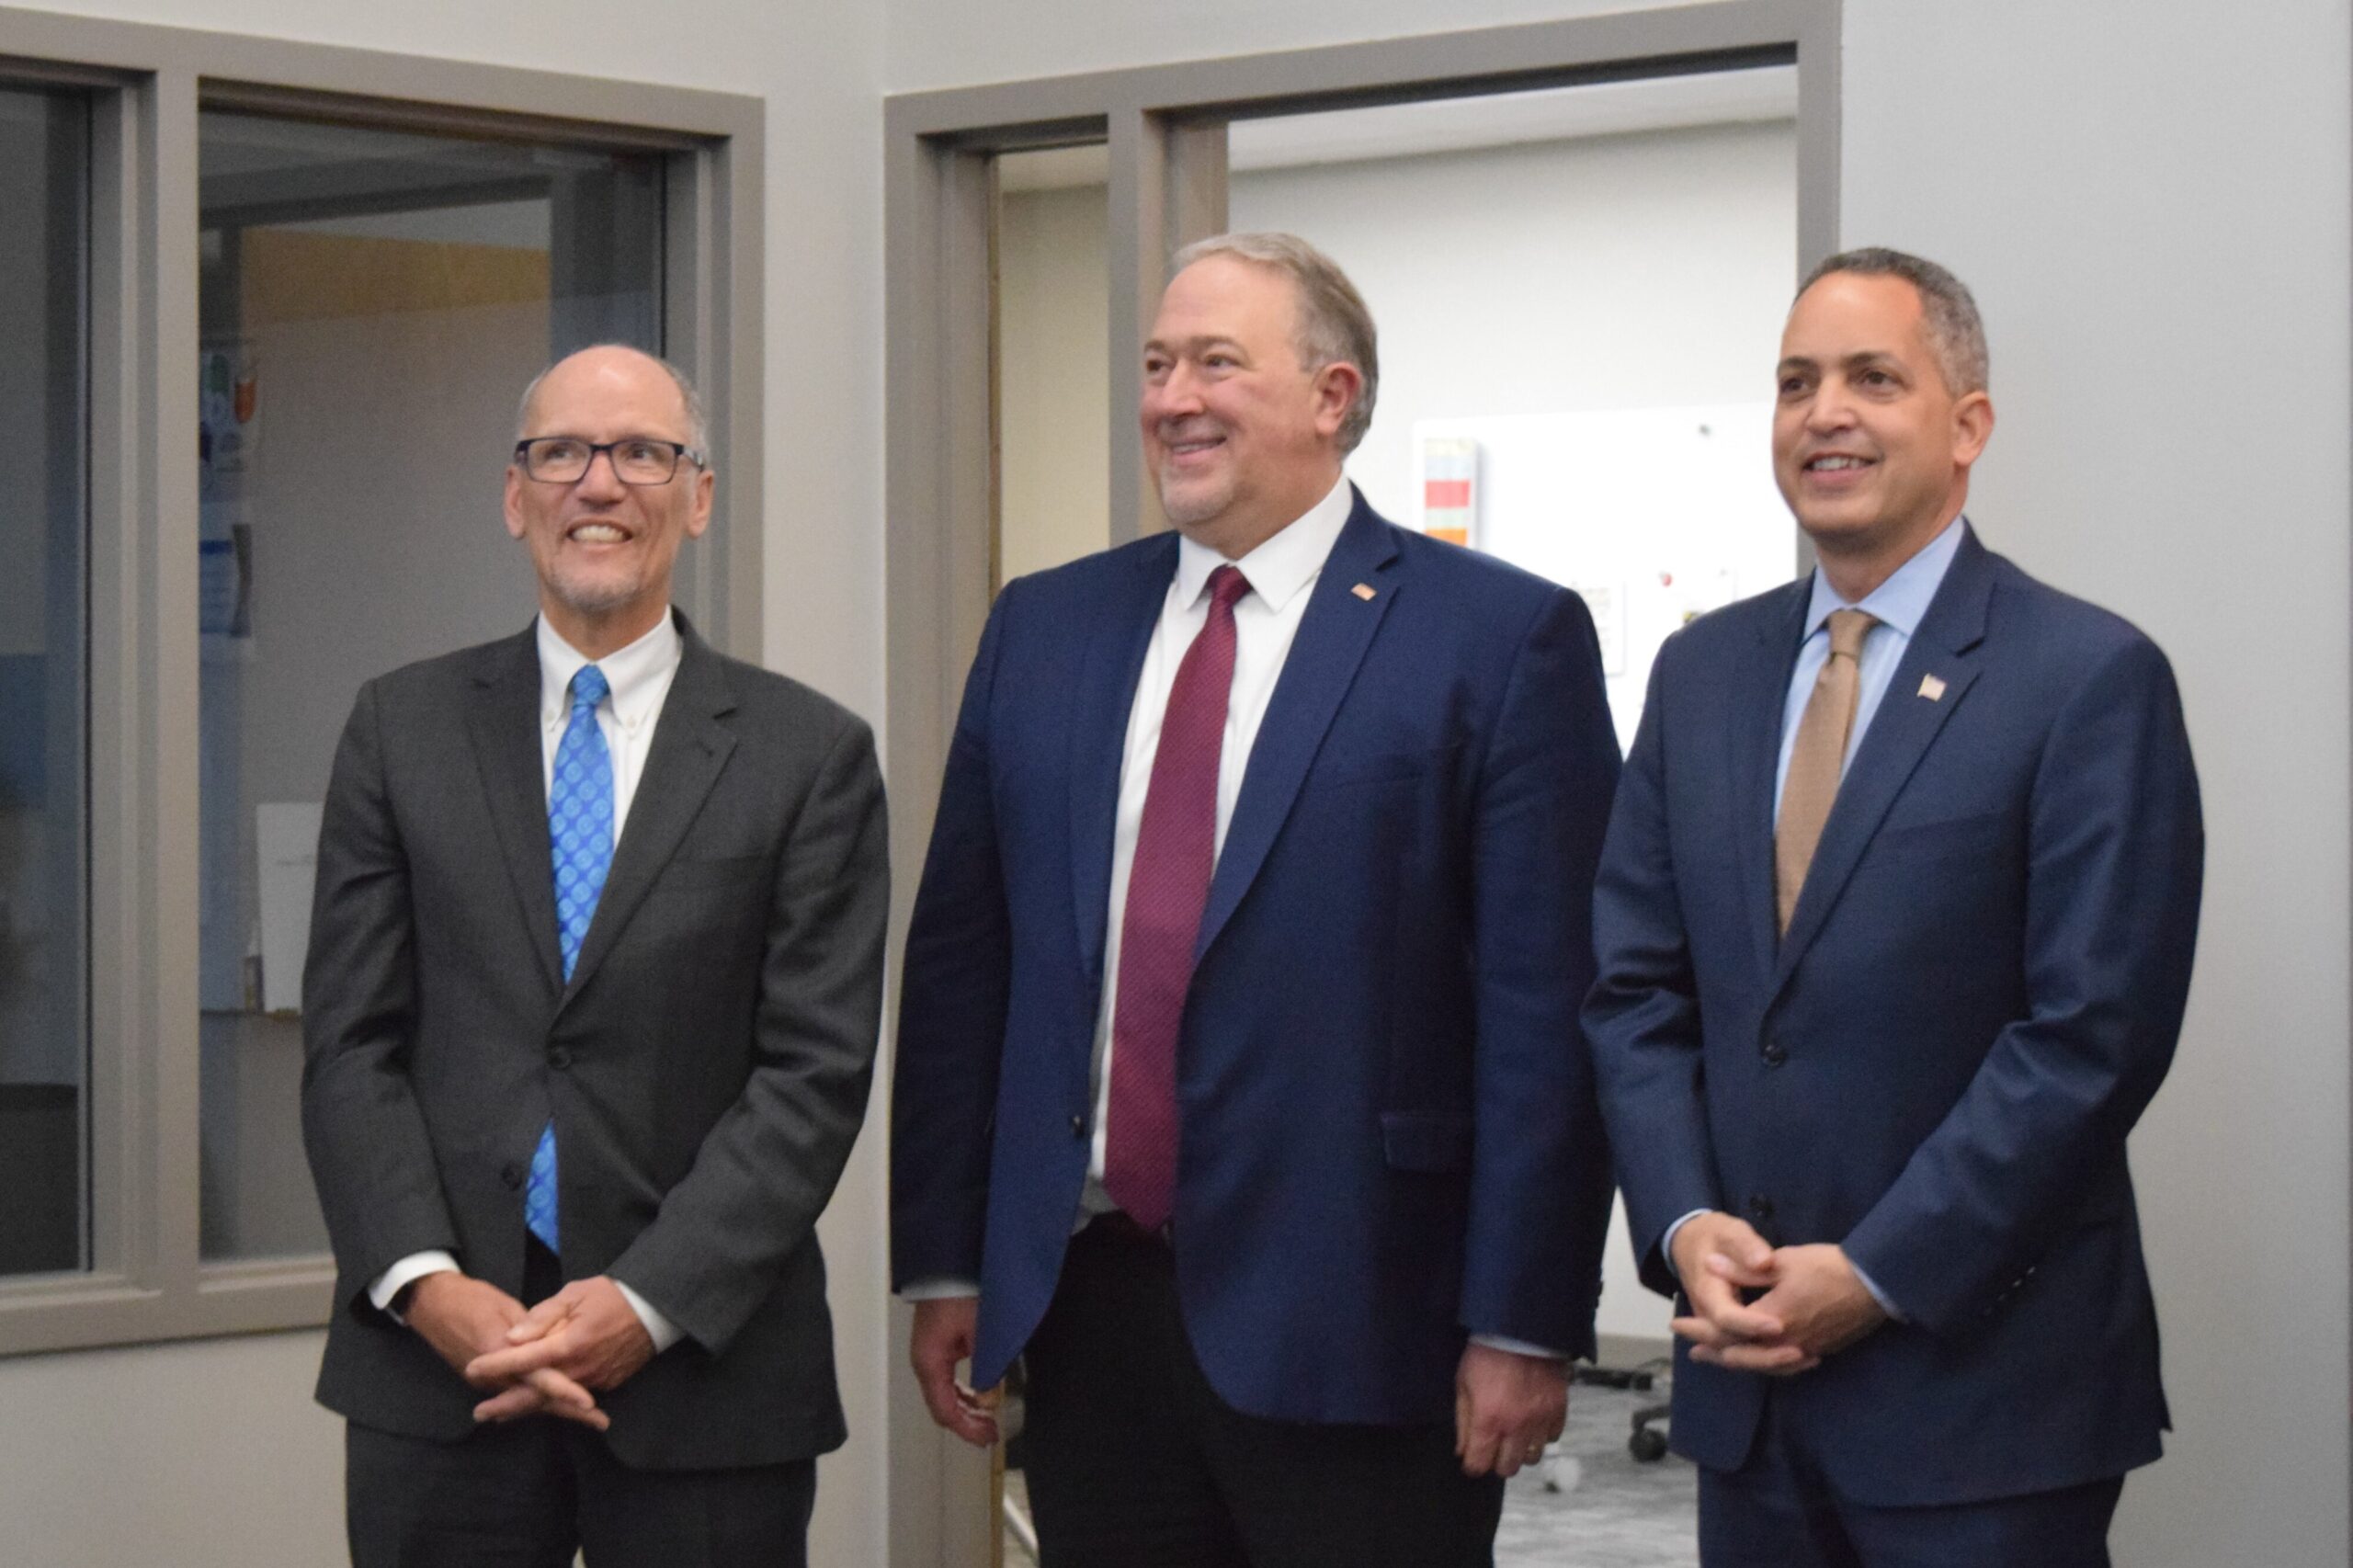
527, 663, 613, 1255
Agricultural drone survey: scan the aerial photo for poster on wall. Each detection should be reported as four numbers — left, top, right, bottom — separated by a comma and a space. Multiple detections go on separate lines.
1418, 435, 1479, 547
1412, 404, 1796, 753
199, 343, 260, 478
199, 342, 258, 648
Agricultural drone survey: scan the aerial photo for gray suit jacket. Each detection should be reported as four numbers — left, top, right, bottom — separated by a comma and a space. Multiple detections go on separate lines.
301, 615, 887, 1471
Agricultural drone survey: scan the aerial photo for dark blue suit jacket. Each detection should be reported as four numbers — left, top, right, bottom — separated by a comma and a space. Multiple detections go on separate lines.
1586, 526, 2203, 1505
892, 492, 1621, 1425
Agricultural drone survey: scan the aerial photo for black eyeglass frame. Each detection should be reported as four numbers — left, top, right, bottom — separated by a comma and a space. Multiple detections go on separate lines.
513, 436, 709, 486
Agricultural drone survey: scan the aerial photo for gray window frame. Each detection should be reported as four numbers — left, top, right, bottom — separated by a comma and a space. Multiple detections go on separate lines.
0, 4, 763, 1356
881, 4, 1839, 1560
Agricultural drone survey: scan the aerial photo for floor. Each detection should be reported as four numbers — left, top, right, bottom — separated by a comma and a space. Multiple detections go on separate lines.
1001, 1383, 1698, 1567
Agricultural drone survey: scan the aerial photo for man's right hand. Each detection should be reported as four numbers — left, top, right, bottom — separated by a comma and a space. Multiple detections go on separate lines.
402, 1271, 608, 1430
909, 1297, 999, 1447
1667, 1211, 1815, 1374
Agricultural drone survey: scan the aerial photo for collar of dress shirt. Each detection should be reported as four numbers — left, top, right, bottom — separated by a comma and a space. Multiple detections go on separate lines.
537, 609, 683, 733
1170, 473, 1355, 613
1800, 515, 1968, 643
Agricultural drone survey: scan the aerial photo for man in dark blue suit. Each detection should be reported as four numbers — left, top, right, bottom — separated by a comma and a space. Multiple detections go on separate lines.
1586, 248, 2204, 1566
892, 233, 1620, 1565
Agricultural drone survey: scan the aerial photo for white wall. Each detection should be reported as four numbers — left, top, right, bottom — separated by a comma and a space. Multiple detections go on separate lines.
1231, 120, 1796, 528
0, 1331, 346, 1563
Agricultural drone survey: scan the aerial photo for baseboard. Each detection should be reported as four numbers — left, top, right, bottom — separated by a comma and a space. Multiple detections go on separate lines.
1592, 1331, 1673, 1369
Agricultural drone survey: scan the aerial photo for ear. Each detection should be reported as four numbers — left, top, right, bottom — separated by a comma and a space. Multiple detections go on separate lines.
1951, 389, 1995, 468
502, 465, 529, 540
685, 463, 716, 540
1312, 361, 1364, 443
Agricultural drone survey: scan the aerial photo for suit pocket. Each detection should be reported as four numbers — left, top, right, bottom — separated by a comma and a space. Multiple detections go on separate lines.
651, 853, 767, 892
1857, 810, 2006, 871
1319, 741, 1464, 789
1381, 1109, 1473, 1173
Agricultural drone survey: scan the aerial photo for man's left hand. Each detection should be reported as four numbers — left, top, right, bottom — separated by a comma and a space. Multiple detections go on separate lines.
464, 1276, 657, 1418
1454, 1343, 1568, 1478
1688, 1244, 1887, 1376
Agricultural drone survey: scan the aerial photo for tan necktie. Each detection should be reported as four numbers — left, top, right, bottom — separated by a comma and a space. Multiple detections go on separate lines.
1775, 608, 1878, 935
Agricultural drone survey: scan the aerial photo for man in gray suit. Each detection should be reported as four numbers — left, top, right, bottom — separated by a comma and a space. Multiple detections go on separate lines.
301, 345, 887, 1567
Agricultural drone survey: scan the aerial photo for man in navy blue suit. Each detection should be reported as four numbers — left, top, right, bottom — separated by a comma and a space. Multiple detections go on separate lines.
1586, 248, 2204, 1566
892, 233, 1620, 1564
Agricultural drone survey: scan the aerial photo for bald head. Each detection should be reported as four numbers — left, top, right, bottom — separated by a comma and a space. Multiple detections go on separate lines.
517, 345, 710, 459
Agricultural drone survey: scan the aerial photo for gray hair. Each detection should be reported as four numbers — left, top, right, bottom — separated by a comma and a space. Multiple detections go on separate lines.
1171, 231, 1380, 453
515, 345, 711, 458
1800, 247, 1989, 396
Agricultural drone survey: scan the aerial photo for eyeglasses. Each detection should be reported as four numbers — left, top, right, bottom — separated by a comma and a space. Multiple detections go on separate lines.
514, 436, 705, 486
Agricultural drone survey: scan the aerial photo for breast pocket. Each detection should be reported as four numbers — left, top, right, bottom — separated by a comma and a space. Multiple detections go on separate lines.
1856, 810, 2007, 873
1316, 741, 1465, 790
651, 852, 768, 892
1381, 1108, 1472, 1173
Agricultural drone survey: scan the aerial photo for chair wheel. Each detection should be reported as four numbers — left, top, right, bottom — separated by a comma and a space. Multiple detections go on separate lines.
1629, 1426, 1669, 1462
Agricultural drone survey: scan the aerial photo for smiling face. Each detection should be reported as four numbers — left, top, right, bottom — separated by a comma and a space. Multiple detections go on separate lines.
1140, 255, 1359, 559
504, 346, 712, 656
1772, 270, 1994, 595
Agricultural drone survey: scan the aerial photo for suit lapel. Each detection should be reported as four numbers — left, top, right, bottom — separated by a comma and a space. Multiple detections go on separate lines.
464, 627, 563, 996
1735, 585, 1812, 978
557, 623, 739, 1013
1770, 530, 1995, 989
1069, 538, 1179, 987
1195, 500, 1398, 963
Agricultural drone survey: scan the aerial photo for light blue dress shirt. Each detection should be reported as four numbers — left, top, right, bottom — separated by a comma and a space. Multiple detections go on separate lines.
1773, 517, 1968, 816
1666, 517, 1967, 1326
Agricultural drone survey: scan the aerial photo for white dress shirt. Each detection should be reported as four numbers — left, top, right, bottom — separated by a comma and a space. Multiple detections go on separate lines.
1664, 517, 1967, 1322
368, 610, 686, 1352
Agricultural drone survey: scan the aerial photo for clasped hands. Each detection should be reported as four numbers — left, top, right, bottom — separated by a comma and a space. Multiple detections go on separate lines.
402, 1272, 656, 1429
1668, 1212, 1887, 1375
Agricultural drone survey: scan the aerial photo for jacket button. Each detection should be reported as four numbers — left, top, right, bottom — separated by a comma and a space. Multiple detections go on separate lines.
549, 1048, 573, 1070
1746, 1194, 1776, 1224
1069, 1114, 1086, 1139
500, 1163, 524, 1190
1761, 1038, 1788, 1067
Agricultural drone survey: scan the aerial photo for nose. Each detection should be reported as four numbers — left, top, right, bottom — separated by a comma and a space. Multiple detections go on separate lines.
1804, 380, 1859, 435
1145, 361, 1206, 421
575, 446, 630, 496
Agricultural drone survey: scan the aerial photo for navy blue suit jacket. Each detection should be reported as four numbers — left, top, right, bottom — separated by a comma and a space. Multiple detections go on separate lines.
892, 493, 1621, 1425
1586, 526, 2203, 1505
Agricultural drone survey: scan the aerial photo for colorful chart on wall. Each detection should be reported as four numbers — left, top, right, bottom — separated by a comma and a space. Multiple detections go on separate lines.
1414, 403, 1799, 753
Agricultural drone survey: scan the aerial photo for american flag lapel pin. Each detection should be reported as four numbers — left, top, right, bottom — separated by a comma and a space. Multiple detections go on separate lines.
1918, 674, 1948, 702
1351, 583, 1377, 601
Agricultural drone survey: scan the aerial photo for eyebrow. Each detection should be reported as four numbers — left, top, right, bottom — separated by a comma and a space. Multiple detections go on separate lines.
1778, 350, 1904, 375
1145, 334, 1248, 358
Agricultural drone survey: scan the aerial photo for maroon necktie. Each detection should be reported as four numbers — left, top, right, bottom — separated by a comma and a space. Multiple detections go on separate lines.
1103, 563, 1252, 1231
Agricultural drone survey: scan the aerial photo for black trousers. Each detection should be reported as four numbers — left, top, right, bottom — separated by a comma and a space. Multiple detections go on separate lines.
344, 1240, 815, 1568
1698, 1389, 2124, 1568
1020, 1215, 1503, 1568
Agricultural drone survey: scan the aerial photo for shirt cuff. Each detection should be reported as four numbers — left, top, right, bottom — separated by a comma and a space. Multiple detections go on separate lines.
897, 1278, 982, 1301
1843, 1254, 1907, 1324
1469, 1333, 1569, 1361
1659, 1209, 1713, 1281
369, 1250, 460, 1324
611, 1278, 684, 1353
